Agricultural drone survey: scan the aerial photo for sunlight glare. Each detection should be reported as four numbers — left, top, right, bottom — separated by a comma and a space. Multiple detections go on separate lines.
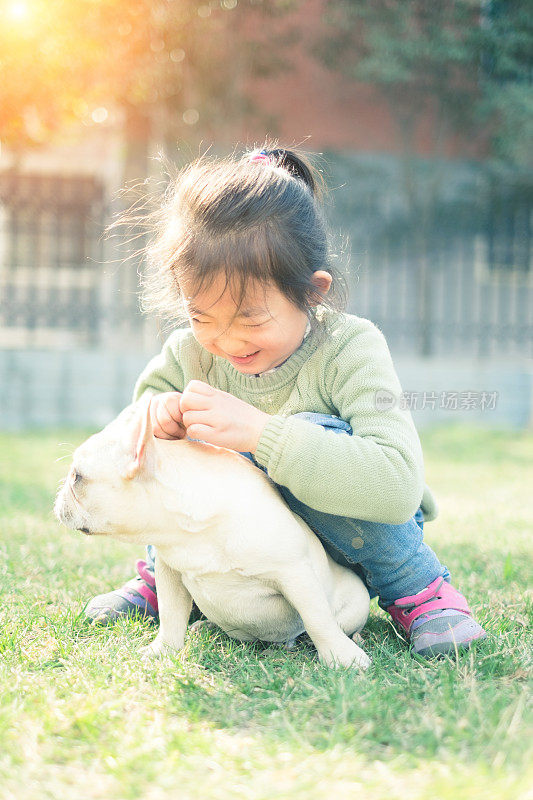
91, 107, 109, 124
8, 1, 30, 21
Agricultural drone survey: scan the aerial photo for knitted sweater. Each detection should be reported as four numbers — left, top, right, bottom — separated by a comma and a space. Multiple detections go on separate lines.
133, 308, 438, 524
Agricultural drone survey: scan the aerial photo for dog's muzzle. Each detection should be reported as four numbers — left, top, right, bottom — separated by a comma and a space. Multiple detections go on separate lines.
54, 491, 91, 535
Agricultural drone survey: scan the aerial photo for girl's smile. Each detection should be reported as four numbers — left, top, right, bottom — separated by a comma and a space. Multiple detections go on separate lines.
227, 351, 260, 366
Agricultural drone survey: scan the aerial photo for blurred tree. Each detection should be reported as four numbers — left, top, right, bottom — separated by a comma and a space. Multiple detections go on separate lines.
319, 0, 532, 168
0, 0, 299, 175
318, 0, 532, 354
478, 0, 533, 167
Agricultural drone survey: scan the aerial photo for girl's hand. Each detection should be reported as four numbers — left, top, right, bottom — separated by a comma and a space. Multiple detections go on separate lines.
179, 380, 271, 453
149, 392, 186, 440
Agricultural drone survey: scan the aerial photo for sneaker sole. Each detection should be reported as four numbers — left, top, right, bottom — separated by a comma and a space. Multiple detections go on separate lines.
415, 630, 487, 658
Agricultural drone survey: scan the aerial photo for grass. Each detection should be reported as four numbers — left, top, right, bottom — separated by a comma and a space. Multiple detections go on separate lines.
0, 424, 531, 800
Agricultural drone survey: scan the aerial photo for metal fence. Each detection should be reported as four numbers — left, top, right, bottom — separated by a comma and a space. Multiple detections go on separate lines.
325, 155, 533, 359
0, 171, 152, 352
0, 159, 532, 358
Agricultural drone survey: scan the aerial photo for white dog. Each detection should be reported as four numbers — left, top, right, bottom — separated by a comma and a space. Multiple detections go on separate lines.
54, 399, 371, 670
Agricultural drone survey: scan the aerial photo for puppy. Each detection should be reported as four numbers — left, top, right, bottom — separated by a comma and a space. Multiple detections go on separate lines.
55, 399, 371, 670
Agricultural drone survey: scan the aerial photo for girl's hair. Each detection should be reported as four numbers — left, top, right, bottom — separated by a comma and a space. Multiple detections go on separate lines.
135, 143, 348, 327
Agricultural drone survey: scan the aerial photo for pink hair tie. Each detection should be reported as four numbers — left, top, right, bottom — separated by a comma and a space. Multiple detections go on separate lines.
248, 150, 271, 165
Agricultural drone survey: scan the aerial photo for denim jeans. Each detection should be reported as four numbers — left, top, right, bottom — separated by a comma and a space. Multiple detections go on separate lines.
146, 412, 449, 608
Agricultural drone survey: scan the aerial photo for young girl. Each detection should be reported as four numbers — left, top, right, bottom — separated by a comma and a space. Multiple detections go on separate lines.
85, 146, 486, 658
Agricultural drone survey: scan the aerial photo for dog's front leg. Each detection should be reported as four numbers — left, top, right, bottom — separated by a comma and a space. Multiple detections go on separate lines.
140, 554, 192, 660
276, 566, 371, 670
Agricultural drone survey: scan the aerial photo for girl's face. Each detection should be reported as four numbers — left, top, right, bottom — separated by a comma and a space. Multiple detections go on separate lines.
182, 271, 330, 375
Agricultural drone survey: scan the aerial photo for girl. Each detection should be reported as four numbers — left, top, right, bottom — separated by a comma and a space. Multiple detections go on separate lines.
85, 146, 486, 658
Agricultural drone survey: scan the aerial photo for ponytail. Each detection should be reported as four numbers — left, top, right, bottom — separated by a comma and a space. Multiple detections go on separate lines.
247, 144, 324, 198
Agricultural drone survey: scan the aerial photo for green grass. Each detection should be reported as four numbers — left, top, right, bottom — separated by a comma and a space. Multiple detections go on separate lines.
0, 424, 532, 800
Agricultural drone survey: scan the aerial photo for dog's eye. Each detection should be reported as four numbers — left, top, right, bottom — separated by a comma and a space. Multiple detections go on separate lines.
73, 471, 83, 484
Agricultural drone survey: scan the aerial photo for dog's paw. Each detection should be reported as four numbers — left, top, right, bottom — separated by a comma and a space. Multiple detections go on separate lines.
139, 642, 164, 661
319, 639, 371, 671
139, 638, 180, 661
352, 648, 372, 671
188, 619, 218, 635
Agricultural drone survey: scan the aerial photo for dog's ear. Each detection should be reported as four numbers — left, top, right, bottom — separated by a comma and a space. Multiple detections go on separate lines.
123, 397, 155, 480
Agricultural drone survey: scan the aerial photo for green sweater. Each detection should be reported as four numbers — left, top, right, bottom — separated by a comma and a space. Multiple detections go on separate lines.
133, 308, 438, 524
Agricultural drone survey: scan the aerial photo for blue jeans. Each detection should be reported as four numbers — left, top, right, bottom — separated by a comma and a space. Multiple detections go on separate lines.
147, 412, 449, 608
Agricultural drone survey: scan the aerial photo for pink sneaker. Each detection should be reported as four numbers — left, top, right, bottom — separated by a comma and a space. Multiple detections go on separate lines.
83, 559, 158, 623
386, 577, 487, 658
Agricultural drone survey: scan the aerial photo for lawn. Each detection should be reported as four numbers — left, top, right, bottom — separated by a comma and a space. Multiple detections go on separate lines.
0, 424, 531, 800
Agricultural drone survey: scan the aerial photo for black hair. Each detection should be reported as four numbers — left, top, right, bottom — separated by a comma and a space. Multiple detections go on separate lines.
139, 142, 348, 329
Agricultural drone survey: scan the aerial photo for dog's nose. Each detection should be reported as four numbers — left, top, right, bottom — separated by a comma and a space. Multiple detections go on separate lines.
77, 526, 91, 535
